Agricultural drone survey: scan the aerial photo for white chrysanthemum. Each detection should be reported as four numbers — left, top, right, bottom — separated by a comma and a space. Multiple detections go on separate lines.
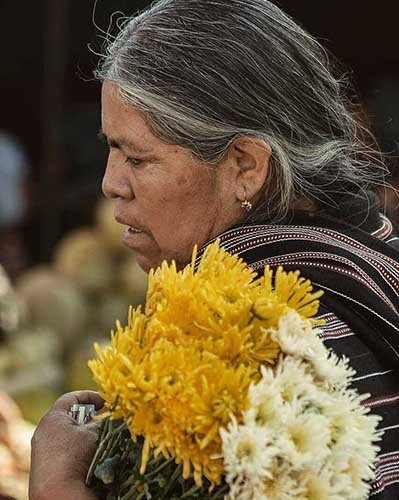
271, 309, 320, 358
226, 478, 264, 500
249, 358, 327, 427
308, 343, 355, 389
328, 411, 382, 500
245, 369, 285, 427
273, 310, 355, 391
271, 357, 319, 406
222, 310, 382, 500
276, 405, 332, 469
300, 469, 335, 500
221, 417, 275, 486
262, 469, 304, 499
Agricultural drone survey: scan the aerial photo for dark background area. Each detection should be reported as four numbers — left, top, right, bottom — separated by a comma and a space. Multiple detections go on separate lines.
1, 0, 399, 273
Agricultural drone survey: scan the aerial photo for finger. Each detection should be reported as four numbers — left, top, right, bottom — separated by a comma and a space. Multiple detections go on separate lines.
86, 419, 102, 432
52, 391, 105, 413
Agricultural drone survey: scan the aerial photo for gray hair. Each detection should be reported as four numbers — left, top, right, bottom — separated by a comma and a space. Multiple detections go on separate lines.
95, 0, 385, 221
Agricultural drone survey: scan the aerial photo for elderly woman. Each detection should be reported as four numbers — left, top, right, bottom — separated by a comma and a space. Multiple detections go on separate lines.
29, 0, 399, 498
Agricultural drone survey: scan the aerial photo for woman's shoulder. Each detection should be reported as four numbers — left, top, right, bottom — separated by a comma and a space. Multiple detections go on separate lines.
318, 305, 399, 499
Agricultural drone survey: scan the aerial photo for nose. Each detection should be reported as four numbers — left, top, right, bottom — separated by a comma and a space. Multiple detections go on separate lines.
102, 154, 133, 200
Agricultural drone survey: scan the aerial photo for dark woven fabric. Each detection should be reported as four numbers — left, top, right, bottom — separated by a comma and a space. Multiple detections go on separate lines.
199, 201, 399, 498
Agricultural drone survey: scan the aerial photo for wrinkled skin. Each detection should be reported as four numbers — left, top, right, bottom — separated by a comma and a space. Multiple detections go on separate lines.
101, 81, 270, 272
29, 391, 104, 500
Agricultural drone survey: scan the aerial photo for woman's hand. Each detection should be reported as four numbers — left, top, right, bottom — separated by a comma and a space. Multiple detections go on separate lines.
29, 391, 104, 500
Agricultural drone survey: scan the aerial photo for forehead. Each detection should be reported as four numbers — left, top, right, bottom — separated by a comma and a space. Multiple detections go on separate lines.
101, 81, 160, 150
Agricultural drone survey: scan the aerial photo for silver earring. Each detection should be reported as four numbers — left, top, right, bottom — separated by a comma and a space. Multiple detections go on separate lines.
241, 188, 253, 212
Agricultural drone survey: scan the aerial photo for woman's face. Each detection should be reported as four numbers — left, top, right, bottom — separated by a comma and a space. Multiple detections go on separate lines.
101, 81, 242, 272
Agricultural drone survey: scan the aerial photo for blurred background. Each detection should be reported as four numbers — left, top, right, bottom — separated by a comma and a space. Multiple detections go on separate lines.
0, 0, 398, 498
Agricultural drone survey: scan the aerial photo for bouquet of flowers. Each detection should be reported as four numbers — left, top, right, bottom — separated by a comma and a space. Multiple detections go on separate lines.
86, 241, 381, 499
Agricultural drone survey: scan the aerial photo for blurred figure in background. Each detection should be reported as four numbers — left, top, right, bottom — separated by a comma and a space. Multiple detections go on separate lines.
0, 131, 29, 279
0, 264, 34, 500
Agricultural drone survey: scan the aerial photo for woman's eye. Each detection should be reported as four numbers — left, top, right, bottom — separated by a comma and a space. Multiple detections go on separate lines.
125, 157, 142, 167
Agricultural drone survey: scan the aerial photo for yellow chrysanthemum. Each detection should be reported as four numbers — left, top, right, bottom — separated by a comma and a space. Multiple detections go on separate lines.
89, 240, 322, 486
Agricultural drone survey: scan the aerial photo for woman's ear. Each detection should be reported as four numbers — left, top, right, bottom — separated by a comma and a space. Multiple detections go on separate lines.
229, 136, 271, 203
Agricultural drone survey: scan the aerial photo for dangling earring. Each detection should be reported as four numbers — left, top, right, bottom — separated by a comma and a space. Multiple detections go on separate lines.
241, 187, 253, 212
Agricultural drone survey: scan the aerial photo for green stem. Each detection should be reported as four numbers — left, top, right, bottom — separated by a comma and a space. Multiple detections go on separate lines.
145, 457, 175, 479
180, 485, 201, 498
98, 422, 126, 463
120, 472, 139, 490
210, 484, 229, 499
160, 464, 182, 500
119, 480, 142, 500
85, 418, 110, 486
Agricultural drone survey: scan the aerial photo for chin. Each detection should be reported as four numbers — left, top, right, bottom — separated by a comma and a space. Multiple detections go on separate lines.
135, 252, 166, 274
135, 251, 187, 274
135, 254, 153, 274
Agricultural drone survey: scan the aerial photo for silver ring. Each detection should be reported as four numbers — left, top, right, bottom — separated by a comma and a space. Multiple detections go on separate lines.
70, 404, 96, 424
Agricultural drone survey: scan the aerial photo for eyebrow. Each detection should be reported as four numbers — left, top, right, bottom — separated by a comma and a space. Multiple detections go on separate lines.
98, 129, 153, 154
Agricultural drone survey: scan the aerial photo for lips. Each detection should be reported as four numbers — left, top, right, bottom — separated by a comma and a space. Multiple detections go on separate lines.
128, 226, 143, 234
114, 213, 146, 234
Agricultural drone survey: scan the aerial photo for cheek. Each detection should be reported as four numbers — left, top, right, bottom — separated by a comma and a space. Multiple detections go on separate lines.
142, 173, 203, 219
133, 160, 218, 253
176, 174, 189, 187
